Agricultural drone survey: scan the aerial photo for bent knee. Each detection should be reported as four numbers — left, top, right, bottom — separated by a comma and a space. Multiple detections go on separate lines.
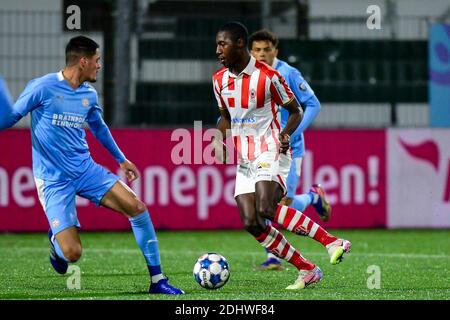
256, 203, 276, 220
134, 200, 147, 214
127, 199, 147, 216
64, 245, 82, 262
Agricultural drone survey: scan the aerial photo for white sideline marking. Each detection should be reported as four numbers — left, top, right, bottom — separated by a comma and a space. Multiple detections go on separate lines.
0, 247, 448, 259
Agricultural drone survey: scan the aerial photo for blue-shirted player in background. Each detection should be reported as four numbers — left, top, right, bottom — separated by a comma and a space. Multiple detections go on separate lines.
0, 36, 184, 294
249, 30, 334, 270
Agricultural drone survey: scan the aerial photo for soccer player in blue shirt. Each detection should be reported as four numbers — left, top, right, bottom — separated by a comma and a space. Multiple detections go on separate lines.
0, 36, 183, 295
249, 29, 335, 270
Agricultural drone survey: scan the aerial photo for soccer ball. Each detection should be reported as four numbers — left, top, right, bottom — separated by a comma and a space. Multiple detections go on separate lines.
193, 253, 230, 289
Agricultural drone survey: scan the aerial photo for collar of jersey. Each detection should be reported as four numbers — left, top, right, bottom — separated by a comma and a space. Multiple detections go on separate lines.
228, 55, 256, 78
272, 58, 279, 69
57, 70, 88, 90
57, 70, 65, 81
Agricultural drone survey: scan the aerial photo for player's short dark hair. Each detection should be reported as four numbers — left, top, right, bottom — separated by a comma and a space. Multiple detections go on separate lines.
65, 36, 99, 66
248, 29, 279, 48
218, 21, 248, 45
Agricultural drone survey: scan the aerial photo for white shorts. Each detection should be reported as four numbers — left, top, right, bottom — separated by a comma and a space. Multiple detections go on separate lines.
234, 151, 292, 198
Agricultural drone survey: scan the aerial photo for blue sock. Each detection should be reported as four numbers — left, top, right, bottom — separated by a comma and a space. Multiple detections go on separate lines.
129, 211, 164, 283
291, 193, 314, 212
52, 236, 69, 262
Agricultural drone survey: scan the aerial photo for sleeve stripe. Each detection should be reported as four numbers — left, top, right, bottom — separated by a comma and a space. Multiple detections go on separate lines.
281, 96, 295, 106
271, 74, 293, 105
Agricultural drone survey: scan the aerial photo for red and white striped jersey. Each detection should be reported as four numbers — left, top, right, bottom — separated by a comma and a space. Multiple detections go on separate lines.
212, 55, 295, 163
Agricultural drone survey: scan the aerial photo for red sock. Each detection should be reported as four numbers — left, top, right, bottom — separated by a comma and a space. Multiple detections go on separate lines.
274, 205, 337, 246
255, 225, 315, 271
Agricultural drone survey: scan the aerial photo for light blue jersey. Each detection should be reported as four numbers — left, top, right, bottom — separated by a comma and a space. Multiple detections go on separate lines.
10, 71, 125, 181
275, 58, 319, 158
0, 71, 126, 234
1, 64, 173, 285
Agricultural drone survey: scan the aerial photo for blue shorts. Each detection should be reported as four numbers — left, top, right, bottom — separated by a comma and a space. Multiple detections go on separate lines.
285, 157, 302, 199
285, 133, 306, 197
291, 133, 305, 158
34, 161, 119, 235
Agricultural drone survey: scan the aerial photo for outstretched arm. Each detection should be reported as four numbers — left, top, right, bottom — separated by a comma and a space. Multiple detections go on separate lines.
0, 78, 19, 130
1, 79, 43, 130
0, 109, 22, 130
86, 108, 139, 182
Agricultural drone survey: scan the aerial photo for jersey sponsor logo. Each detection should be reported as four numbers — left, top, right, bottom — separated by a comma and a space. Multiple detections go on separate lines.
257, 162, 271, 169
52, 113, 85, 128
231, 117, 256, 125
82, 98, 89, 107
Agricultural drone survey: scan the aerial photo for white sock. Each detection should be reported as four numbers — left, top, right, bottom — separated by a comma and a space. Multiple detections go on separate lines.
268, 253, 280, 261
151, 274, 165, 284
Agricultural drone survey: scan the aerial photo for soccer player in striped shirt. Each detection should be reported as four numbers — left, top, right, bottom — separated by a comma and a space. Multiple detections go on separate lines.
249, 29, 350, 271
213, 22, 350, 289
0, 36, 183, 295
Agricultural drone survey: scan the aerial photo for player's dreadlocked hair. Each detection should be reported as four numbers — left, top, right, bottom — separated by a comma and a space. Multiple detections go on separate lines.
65, 36, 99, 66
248, 29, 279, 49
218, 21, 249, 45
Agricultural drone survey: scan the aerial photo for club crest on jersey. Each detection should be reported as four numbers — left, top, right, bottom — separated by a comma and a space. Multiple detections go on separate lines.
250, 89, 256, 102
51, 219, 60, 228
82, 98, 89, 107
299, 82, 307, 91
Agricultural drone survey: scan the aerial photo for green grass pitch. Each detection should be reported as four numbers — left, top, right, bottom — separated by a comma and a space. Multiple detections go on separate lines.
0, 230, 449, 300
